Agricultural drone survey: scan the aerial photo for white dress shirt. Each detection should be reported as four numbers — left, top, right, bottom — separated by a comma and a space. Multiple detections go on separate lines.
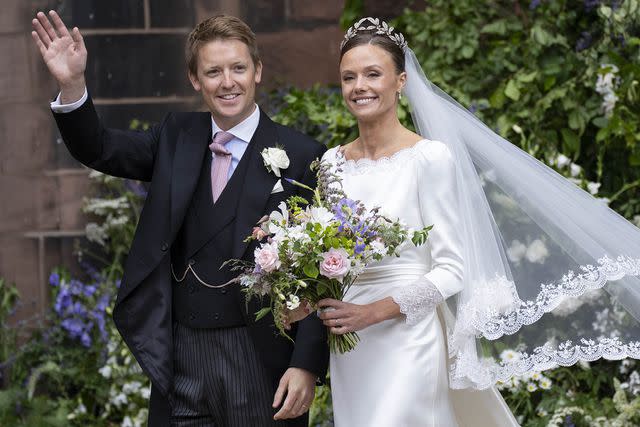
51, 88, 260, 178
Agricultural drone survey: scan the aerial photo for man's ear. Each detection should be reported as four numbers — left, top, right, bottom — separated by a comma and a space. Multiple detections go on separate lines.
188, 71, 201, 91
254, 61, 263, 85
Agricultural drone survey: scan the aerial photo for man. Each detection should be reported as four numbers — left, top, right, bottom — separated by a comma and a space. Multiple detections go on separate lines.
31, 11, 328, 427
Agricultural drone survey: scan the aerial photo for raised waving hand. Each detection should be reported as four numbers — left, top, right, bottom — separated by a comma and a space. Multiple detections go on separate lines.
31, 10, 87, 103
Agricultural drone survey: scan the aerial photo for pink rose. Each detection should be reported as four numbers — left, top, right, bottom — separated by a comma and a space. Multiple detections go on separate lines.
254, 242, 281, 273
319, 248, 351, 282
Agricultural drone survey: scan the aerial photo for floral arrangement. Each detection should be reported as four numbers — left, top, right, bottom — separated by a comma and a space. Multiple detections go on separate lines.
229, 157, 432, 353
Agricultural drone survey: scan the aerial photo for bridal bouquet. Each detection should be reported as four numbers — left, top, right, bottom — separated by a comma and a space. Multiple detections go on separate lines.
229, 159, 432, 353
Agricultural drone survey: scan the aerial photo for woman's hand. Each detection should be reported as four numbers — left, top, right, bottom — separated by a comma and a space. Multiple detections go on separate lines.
317, 297, 402, 334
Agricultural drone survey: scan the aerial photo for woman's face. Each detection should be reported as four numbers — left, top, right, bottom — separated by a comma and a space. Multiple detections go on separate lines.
339, 44, 406, 123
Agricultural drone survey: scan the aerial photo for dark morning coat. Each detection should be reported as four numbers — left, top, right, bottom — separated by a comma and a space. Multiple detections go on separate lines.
53, 96, 329, 426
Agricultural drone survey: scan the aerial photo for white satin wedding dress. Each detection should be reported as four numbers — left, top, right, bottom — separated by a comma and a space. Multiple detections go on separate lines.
323, 141, 520, 427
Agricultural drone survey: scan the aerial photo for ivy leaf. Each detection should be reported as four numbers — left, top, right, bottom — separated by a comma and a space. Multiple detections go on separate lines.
505, 80, 521, 101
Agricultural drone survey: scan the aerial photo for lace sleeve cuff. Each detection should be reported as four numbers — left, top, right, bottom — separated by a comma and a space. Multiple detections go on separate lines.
391, 278, 444, 325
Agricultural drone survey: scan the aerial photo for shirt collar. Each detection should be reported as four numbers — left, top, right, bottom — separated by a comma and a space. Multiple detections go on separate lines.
210, 104, 260, 143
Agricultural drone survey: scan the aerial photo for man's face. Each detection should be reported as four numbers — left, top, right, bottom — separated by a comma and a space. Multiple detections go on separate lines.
189, 39, 262, 130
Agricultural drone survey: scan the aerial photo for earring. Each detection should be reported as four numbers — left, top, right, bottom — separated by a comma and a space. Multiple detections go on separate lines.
398, 91, 402, 100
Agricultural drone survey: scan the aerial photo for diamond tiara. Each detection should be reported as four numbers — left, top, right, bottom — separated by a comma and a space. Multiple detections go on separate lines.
340, 17, 408, 52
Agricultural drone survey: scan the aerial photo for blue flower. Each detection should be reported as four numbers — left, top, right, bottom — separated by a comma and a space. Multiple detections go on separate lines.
96, 294, 110, 312
49, 272, 60, 287
54, 289, 73, 314
81, 331, 92, 348
575, 31, 593, 52
529, 0, 542, 10
333, 199, 358, 231
83, 284, 97, 297
61, 317, 85, 338
354, 239, 366, 255
584, 0, 600, 11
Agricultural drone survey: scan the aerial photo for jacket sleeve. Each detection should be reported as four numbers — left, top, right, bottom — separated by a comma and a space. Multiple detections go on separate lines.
52, 94, 166, 182
288, 142, 330, 381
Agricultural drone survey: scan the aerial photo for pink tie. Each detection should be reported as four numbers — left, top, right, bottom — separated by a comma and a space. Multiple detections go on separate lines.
209, 131, 235, 202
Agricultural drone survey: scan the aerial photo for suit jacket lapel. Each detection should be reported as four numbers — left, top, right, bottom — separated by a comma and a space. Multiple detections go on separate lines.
232, 110, 279, 260
170, 113, 211, 242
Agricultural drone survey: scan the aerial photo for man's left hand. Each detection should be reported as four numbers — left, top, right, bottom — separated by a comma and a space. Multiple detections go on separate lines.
272, 367, 317, 420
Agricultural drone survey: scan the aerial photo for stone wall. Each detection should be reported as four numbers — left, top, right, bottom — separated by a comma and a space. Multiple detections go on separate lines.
0, 0, 417, 325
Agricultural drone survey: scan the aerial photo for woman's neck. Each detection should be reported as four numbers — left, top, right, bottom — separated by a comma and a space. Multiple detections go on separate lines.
355, 111, 405, 159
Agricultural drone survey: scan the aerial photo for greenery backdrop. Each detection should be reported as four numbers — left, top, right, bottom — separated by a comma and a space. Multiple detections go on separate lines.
1, 1, 639, 426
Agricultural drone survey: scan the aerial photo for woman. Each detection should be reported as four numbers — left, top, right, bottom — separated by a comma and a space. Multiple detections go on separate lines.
314, 19, 520, 426
294, 17, 640, 426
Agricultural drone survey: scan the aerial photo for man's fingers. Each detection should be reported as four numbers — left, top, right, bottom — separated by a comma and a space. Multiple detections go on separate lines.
32, 18, 52, 48
273, 393, 298, 420
37, 11, 58, 41
49, 10, 70, 38
31, 31, 47, 56
71, 27, 86, 51
272, 379, 287, 408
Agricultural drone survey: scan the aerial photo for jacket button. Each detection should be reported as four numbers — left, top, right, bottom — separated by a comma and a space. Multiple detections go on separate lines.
221, 289, 227, 295
161, 243, 169, 251
213, 313, 220, 320
188, 259, 195, 266
189, 314, 195, 321
188, 285, 195, 294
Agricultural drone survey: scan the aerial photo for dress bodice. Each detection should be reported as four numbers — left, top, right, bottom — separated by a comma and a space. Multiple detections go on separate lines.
322, 139, 464, 301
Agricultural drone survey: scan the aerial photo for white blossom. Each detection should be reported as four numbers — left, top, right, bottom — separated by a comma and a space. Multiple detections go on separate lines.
556, 154, 571, 168
587, 182, 601, 195
507, 240, 527, 263
525, 239, 549, 264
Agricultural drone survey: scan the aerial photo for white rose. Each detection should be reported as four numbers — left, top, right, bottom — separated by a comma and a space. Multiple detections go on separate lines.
262, 147, 290, 177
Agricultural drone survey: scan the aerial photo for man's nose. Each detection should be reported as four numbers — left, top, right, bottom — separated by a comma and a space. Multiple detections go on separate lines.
221, 70, 234, 88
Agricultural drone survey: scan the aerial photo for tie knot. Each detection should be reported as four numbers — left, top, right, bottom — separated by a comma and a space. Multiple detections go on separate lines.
210, 131, 234, 155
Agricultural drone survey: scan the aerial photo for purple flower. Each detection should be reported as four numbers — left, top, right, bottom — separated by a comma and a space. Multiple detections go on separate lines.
96, 294, 110, 312
125, 179, 148, 198
69, 279, 84, 295
54, 289, 73, 314
529, 0, 542, 10
81, 331, 92, 348
48, 272, 60, 287
83, 284, 97, 297
61, 318, 85, 337
354, 239, 366, 255
575, 31, 593, 51
584, 0, 600, 11
333, 198, 358, 222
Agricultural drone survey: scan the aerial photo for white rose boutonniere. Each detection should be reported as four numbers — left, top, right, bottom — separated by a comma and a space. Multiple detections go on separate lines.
261, 147, 290, 177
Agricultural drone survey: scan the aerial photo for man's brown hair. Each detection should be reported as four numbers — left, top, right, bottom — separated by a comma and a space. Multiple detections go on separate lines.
186, 15, 260, 76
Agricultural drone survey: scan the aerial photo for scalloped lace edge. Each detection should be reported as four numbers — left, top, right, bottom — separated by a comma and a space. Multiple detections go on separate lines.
457, 255, 640, 340
449, 336, 640, 390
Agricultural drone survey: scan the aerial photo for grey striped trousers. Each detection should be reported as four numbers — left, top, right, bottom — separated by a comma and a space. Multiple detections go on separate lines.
171, 322, 285, 427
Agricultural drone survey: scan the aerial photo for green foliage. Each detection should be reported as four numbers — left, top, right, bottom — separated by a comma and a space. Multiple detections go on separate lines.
394, 0, 640, 219
0, 278, 19, 364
